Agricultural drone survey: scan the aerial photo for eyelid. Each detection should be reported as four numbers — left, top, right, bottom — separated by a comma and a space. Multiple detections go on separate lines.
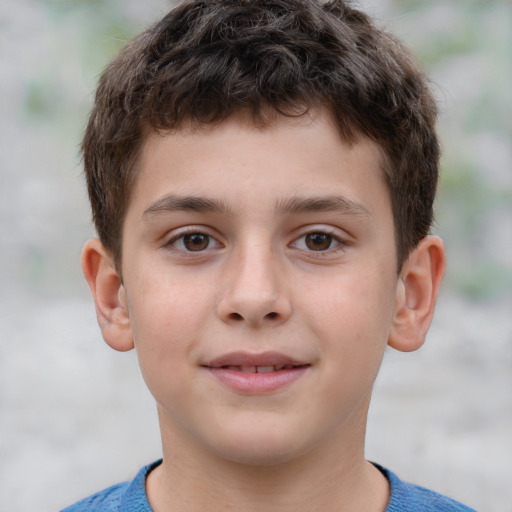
289, 225, 350, 253
165, 226, 224, 252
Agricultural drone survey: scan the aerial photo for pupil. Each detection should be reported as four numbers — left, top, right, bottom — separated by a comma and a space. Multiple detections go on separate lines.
184, 233, 209, 251
305, 233, 331, 251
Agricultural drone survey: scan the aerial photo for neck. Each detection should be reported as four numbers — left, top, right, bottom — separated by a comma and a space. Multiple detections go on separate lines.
146, 409, 389, 512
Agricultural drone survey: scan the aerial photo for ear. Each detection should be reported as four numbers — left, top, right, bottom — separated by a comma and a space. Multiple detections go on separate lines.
388, 236, 446, 352
81, 238, 134, 352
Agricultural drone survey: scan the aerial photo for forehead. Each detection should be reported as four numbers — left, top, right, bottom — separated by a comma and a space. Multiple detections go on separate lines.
131, 109, 389, 219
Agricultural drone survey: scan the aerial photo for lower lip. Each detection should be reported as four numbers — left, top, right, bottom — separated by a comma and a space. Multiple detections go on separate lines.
205, 366, 309, 394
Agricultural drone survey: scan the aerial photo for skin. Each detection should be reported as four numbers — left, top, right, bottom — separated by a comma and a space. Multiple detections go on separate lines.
82, 109, 445, 512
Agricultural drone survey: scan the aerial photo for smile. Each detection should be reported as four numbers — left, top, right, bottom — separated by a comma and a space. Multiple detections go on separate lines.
202, 352, 310, 393
213, 364, 303, 373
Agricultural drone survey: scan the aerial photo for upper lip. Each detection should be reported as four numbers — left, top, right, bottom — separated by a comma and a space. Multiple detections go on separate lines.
203, 351, 309, 368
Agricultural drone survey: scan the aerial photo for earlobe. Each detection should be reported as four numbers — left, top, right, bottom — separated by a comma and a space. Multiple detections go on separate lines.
388, 236, 446, 353
81, 239, 135, 352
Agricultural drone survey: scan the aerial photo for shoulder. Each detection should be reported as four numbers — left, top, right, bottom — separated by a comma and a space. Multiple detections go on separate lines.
378, 465, 479, 512
60, 460, 161, 512
60, 482, 127, 512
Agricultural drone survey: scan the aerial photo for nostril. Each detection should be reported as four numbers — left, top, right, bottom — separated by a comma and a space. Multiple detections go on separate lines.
265, 312, 278, 319
229, 312, 244, 321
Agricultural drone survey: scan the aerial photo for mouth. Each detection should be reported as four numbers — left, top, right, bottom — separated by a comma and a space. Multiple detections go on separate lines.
207, 364, 308, 373
202, 352, 311, 393
203, 351, 309, 370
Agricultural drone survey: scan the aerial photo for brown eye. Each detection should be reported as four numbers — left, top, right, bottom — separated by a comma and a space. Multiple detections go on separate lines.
183, 233, 210, 251
305, 233, 333, 251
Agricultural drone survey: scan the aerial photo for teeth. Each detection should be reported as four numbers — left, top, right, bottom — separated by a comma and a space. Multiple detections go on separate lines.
256, 365, 275, 374
221, 365, 297, 373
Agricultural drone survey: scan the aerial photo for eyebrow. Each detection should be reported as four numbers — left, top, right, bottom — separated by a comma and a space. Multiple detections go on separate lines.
143, 194, 232, 217
275, 194, 372, 218
143, 193, 371, 219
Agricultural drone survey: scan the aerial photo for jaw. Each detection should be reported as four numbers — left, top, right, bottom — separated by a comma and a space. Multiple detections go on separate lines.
155, 377, 374, 466
149, 394, 380, 512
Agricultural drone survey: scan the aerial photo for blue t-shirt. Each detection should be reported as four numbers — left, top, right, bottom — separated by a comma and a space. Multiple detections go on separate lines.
61, 460, 477, 511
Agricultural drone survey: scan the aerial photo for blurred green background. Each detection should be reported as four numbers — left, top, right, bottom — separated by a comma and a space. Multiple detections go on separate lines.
2, 0, 511, 302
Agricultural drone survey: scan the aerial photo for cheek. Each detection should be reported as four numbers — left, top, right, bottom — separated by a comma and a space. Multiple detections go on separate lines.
302, 269, 397, 353
128, 290, 203, 410
125, 271, 212, 374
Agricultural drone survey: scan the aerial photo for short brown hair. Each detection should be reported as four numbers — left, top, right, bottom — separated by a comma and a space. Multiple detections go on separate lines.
82, 0, 439, 270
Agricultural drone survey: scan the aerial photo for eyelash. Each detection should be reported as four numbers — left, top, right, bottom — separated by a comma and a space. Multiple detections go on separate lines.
165, 227, 348, 255
165, 228, 223, 254
290, 229, 347, 256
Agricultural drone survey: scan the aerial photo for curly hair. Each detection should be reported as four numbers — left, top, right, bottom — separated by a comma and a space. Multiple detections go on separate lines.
82, 0, 439, 270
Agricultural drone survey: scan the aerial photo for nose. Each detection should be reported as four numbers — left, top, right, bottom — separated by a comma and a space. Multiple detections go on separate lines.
217, 244, 292, 327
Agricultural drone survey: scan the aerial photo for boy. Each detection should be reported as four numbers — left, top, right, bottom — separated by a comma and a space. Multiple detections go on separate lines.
65, 0, 477, 510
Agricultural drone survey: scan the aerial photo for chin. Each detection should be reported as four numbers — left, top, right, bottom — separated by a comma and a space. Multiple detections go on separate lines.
215, 443, 302, 467
207, 424, 311, 467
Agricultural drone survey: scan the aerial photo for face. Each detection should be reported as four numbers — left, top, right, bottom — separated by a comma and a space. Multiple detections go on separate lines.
119, 110, 400, 466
